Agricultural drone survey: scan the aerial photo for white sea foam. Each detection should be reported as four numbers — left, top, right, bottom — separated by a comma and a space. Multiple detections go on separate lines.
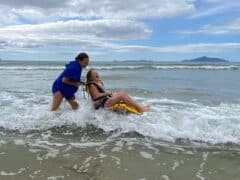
0, 168, 26, 176
0, 91, 240, 145
0, 65, 239, 71
139, 151, 154, 160
90, 65, 144, 70
153, 65, 239, 70
0, 66, 64, 71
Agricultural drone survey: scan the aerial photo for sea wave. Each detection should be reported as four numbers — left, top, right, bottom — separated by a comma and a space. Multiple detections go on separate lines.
153, 65, 239, 70
0, 65, 239, 71
0, 91, 240, 145
0, 66, 64, 71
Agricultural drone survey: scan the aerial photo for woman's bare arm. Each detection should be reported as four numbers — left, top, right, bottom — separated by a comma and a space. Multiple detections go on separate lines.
62, 77, 81, 87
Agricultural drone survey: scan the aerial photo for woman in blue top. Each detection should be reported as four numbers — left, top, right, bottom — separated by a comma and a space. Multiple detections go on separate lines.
51, 52, 89, 111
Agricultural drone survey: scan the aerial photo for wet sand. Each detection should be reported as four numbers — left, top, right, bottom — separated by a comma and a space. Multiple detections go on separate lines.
0, 128, 239, 180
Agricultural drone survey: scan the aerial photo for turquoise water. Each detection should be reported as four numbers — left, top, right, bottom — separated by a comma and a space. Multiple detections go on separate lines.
0, 60, 240, 179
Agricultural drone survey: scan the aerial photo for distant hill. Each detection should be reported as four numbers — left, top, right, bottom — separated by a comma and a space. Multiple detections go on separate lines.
182, 56, 229, 62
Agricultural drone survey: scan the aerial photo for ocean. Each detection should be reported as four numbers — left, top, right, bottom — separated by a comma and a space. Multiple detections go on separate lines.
0, 60, 240, 179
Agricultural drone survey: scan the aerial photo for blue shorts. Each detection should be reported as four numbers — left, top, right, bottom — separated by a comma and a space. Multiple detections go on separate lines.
52, 83, 77, 100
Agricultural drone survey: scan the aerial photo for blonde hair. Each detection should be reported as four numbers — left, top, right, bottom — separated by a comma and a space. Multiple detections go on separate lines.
85, 68, 95, 92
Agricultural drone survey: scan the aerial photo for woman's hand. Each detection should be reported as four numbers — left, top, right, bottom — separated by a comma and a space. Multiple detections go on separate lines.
106, 92, 113, 97
62, 77, 84, 88
75, 81, 85, 88
75, 82, 82, 88
80, 80, 85, 85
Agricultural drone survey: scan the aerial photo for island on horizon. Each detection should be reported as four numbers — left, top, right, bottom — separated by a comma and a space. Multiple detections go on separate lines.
182, 56, 229, 63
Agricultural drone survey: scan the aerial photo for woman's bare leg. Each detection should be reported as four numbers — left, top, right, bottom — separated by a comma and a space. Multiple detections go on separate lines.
51, 91, 63, 111
104, 91, 149, 112
67, 98, 79, 110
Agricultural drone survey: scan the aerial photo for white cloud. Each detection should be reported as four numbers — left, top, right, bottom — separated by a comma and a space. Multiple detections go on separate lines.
0, 8, 20, 26
179, 17, 240, 34
71, 0, 195, 19
0, 0, 68, 9
202, 0, 239, 4
189, 1, 240, 19
2, 39, 240, 54
202, 0, 224, 3
0, 0, 239, 59
114, 43, 240, 53
189, 5, 228, 19
1, 18, 239, 54
157, 43, 240, 53
0, 0, 195, 23
0, 19, 151, 49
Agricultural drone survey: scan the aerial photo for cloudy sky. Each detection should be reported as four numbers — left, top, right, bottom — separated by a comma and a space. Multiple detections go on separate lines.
0, 0, 240, 61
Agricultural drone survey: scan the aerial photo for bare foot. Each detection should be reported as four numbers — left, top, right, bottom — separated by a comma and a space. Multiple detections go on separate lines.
138, 104, 150, 113
142, 105, 150, 112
